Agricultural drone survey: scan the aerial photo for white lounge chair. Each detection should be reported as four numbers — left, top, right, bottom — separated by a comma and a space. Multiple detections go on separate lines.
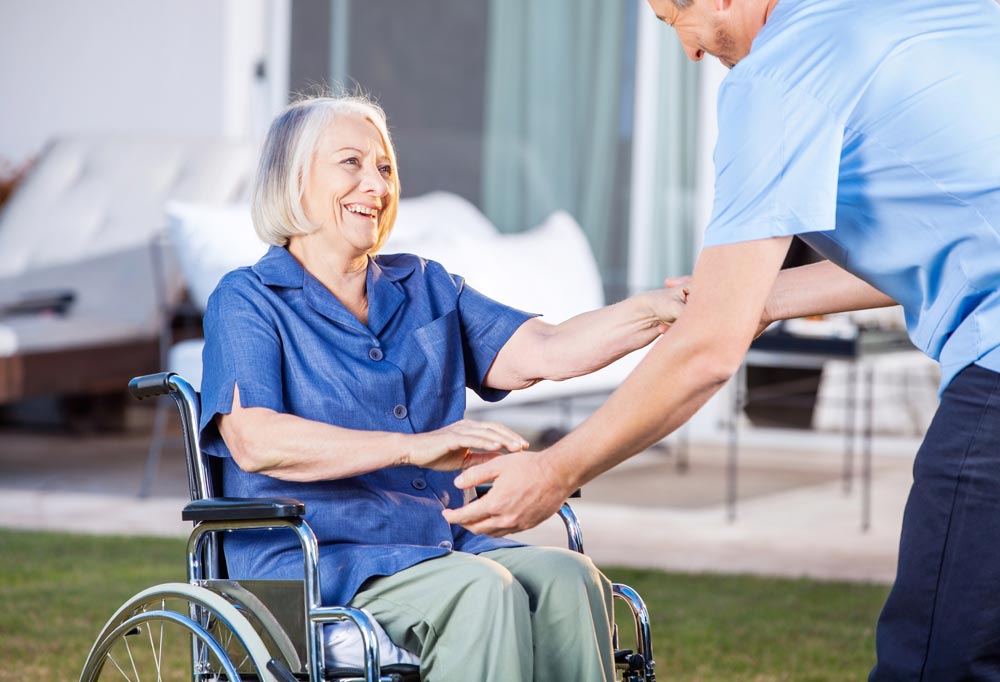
0, 134, 257, 423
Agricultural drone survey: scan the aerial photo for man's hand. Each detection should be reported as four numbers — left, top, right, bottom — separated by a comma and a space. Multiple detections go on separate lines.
405, 419, 529, 471
442, 450, 574, 536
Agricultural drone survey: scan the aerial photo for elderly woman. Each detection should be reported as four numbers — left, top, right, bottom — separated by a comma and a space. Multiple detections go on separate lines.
198, 95, 685, 682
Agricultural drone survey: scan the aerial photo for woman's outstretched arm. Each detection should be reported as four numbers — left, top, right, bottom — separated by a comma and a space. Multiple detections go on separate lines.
483, 285, 688, 390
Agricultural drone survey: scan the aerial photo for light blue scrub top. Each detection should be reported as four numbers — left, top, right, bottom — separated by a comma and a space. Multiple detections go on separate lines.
702, 0, 1000, 391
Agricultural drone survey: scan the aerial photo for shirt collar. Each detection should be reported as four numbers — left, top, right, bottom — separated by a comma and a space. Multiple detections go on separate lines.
251, 246, 415, 336
366, 255, 414, 335
251, 245, 305, 288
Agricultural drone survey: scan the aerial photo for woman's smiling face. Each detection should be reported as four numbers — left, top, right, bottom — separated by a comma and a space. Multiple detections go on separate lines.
301, 113, 395, 257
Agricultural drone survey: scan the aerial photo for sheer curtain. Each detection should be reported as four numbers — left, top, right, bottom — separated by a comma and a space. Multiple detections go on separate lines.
649, 37, 699, 282
628, 16, 701, 291
480, 0, 625, 276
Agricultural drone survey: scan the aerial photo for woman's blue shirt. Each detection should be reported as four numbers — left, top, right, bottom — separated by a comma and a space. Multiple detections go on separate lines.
199, 245, 533, 606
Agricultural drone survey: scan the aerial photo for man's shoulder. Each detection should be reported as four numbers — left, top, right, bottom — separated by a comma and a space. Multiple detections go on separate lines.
749, 0, 982, 76
733, 0, 902, 112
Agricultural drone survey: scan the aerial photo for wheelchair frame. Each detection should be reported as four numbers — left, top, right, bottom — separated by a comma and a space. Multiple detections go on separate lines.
79, 372, 657, 682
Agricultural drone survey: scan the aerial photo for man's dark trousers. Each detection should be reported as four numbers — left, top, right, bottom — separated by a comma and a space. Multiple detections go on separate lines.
872, 364, 1000, 681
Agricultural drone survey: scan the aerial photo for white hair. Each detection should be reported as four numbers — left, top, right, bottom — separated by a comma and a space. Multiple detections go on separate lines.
250, 95, 400, 251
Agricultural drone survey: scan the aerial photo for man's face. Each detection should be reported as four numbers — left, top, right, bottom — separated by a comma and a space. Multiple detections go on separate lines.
647, 0, 754, 70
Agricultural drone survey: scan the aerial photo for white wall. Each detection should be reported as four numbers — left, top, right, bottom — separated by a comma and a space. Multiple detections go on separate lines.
0, 0, 288, 166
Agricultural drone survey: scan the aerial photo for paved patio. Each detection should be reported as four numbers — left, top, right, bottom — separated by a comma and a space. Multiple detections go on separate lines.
0, 402, 917, 584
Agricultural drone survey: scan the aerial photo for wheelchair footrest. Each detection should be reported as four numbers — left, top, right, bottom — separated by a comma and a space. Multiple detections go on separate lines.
182, 497, 306, 522
325, 663, 420, 681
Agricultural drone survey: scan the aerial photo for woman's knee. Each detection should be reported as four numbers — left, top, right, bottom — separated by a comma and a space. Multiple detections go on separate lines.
495, 547, 611, 605
532, 548, 608, 588
450, 554, 531, 612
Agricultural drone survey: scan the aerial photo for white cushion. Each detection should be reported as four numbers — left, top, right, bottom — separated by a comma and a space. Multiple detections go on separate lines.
384, 210, 604, 323
164, 201, 268, 312
166, 338, 206, 391
384, 191, 498, 251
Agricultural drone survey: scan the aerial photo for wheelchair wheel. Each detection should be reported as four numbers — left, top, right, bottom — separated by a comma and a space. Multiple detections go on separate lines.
80, 582, 285, 682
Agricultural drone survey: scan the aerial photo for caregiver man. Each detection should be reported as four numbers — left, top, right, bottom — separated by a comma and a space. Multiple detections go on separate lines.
445, 0, 1000, 678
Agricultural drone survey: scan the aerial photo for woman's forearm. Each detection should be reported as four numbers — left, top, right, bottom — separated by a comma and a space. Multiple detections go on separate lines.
763, 260, 897, 328
219, 405, 409, 482
535, 295, 668, 378
486, 289, 682, 389
218, 384, 530, 480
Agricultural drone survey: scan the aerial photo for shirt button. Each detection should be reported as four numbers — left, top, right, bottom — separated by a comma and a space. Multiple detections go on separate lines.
368, 347, 383, 361
393, 404, 408, 419
438, 540, 453, 550
412, 477, 427, 490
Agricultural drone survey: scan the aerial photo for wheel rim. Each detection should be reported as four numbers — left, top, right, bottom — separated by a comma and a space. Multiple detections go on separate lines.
86, 609, 241, 681
80, 584, 277, 682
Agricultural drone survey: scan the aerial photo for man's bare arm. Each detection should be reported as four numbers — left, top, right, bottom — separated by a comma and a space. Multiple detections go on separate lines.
762, 260, 897, 328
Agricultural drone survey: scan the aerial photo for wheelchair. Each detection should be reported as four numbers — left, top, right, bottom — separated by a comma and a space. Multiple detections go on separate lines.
79, 372, 657, 682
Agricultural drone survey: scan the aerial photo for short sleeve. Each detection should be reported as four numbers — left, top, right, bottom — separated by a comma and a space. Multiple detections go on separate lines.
454, 279, 536, 403
199, 273, 284, 457
704, 75, 845, 247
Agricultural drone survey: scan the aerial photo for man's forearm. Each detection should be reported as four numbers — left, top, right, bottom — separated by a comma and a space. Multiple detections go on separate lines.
544, 327, 734, 489
764, 260, 896, 326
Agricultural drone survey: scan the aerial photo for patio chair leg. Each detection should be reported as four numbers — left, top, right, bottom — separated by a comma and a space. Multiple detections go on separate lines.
139, 396, 171, 497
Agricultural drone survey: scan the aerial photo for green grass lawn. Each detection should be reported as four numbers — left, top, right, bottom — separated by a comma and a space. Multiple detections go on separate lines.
0, 528, 888, 681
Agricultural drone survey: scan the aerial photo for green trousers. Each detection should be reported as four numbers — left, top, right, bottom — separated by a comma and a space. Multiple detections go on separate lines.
349, 546, 615, 681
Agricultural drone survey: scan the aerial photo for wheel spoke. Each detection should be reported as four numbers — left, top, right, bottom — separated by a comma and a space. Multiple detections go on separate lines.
105, 654, 135, 681
156, 621, 164, 682
124, 630, 140, 682
222, 624, 251, 669
143, 619, 163, 682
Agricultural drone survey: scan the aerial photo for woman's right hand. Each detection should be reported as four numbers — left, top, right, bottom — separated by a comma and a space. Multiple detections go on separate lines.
405, 419, 530, 471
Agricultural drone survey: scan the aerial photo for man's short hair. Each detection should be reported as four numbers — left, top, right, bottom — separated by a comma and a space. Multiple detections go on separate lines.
251, 95, 400, 252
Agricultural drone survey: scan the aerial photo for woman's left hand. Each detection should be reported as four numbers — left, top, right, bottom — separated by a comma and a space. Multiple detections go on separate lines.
405, 419, 530, 471
637, 278, 691, 333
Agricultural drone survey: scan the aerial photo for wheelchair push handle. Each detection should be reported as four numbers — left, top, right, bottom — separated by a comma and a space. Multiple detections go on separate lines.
129, 372, 177, 400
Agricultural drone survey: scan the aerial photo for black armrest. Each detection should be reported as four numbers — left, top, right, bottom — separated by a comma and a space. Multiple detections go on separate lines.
475, 484, 581, 500
0, 289, 75, 318
182, 497, 306, 522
